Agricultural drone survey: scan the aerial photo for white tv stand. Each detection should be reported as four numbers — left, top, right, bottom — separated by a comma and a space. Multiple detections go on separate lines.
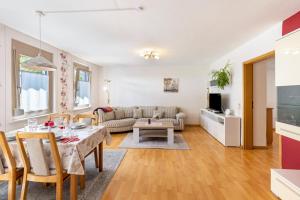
200, 109, 241, 146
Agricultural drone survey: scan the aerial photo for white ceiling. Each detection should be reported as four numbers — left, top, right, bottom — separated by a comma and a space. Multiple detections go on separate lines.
0, 0, 300, 67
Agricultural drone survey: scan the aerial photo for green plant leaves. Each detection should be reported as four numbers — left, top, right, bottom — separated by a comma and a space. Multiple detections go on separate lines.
211, 62, 231, 90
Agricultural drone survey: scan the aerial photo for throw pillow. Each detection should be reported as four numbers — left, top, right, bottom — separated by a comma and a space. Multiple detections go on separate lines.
103, 111, 115, 121
157, 106, 178, 119
114, 110, 125, 120
152, 110, 163, 119
133, 108, 143, 119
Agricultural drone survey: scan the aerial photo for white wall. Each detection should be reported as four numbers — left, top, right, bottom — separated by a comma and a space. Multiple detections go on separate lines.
0, 24, 102, 131
209, 23, 282, 144
102, 65, 209, 124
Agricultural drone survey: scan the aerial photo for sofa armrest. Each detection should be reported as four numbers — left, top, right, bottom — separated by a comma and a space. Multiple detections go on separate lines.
96, 109, 105, 124
176, 112, 185, 120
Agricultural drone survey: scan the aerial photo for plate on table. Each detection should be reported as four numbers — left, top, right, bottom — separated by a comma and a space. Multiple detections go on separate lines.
39, 125, 57, 130
71, 123, 87, 130
39, 125, 49, 130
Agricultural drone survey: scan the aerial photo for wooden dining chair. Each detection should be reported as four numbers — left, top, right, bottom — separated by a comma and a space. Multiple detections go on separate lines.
73, 113, 99, 189
0, 132, 23, 200
73, 113, 98, 126
16, 132, 69, 200
48, 113, 71, 123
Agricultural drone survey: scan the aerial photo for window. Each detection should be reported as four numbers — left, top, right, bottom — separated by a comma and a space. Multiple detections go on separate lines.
74, 63, 91, 109
12, 40, 53, 118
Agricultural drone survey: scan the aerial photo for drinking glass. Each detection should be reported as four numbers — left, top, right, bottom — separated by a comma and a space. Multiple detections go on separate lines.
28, 118, 38, 132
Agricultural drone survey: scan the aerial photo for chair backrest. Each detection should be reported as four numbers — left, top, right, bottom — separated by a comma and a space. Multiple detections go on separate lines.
16, 132, 63, 176
73, 113, 98, 126
49, 113, 71, 123
0, 132, 16, 175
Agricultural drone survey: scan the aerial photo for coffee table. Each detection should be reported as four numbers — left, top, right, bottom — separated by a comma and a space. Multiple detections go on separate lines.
132, 121, 174, 145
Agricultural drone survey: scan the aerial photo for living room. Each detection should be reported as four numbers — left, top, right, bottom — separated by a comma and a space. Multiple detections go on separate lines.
0, 1, 300, 200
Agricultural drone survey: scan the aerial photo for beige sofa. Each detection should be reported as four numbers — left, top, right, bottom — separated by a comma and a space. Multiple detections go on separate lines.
96, 106, 185, 133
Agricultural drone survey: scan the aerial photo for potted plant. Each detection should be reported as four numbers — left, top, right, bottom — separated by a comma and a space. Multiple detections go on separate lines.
211, 62, 231, 90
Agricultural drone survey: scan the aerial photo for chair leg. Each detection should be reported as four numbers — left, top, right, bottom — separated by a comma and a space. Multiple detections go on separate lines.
94, 148, 98, 168
98, 142, 103, 172
20, 173, 28, 200
80, 160, 85, 190
8, 180, 16, 200
56, 179, 63, 200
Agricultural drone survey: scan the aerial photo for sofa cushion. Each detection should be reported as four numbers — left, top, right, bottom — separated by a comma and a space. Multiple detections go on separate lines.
103, 111, 115, 121
140, 106, 157, 118
152, 110, 163, 119
102, 118, 136, 128
115, 110, 125, 120
133, 108, 143, 119
136, 118, 152, 122
158, 118, 179, 125
116, 107, 135, 118
157, 106, 178, 119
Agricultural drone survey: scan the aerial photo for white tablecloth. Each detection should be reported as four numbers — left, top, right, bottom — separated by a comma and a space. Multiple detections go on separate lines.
0, 125, 111, 175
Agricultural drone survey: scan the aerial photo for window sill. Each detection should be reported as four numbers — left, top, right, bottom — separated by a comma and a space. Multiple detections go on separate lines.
10, 112, 55, 123
73, 106, 91, 111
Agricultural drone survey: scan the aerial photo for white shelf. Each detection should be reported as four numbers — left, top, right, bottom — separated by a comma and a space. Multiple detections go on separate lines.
199, 109, 241, 146
271, 169, 300, 200
276, 121, 300, 142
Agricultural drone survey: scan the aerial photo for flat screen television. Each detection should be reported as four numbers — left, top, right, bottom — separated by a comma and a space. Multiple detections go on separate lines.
209, 93, 222, 112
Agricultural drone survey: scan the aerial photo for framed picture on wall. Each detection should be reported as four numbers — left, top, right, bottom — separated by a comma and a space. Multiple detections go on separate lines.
164, 78, 179, 92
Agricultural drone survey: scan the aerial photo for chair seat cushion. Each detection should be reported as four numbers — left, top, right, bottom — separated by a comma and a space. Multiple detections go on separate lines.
102, 118, 136, 128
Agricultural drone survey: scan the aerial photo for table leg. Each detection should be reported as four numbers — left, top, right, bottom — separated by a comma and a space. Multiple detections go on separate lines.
133, 128, 139, 143
70, 174, 78, 200
98, 142, 103, 172
80, 160, 85, 190
167, 128, 174, 145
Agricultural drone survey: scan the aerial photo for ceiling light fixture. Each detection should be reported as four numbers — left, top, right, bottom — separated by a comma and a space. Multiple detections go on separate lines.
21, 11, 57, 71
141, 50, 160, 60
24, 4, 143, 70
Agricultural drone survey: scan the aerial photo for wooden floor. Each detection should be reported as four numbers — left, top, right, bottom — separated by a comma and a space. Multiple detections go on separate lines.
102, 126, 279, 200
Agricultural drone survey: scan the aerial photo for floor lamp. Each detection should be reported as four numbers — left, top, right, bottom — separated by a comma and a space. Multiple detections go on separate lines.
103, 80, 111, 106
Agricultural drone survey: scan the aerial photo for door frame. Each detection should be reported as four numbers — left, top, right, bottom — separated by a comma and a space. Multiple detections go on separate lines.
243, 51, 275, 149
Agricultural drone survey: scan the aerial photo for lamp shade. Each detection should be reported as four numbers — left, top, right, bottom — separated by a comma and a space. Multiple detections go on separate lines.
21, 54, 57, 71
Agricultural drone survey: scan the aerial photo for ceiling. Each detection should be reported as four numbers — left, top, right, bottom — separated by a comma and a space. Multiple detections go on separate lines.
0, 0, 299, 67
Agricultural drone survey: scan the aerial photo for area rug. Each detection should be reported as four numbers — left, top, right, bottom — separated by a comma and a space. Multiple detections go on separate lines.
119, 132, 190, 150
0, 149, 126, 200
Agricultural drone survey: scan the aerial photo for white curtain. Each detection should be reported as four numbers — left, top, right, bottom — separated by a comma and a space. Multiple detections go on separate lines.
76, 80, 90, 106
20, 71, 49, 112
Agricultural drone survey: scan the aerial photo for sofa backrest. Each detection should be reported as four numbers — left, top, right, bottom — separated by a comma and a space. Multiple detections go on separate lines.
140, 106, 157, 118
115, 107, 136, 118
97, 106, 180, 122
157, 106, 178, 119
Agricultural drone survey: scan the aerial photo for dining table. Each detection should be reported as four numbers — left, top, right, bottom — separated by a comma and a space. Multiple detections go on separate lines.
1, 124, 112, 200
